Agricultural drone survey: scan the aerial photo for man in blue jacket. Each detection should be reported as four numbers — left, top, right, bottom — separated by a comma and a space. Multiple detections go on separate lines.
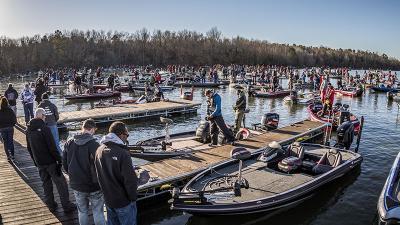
205, 89, 235, 146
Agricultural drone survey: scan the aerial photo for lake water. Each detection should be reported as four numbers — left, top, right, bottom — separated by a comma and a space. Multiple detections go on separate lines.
1, 71, 400, 225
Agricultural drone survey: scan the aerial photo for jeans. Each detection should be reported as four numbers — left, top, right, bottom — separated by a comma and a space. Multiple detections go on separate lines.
106, 202, 137, 225
0, 127, 14, 158
48, 125, 62, 155
38, 163, 72, 209
210, 115, 235, 144
74, 190, 106, 225
23, 103, 34, 124
234, 110, 245, 133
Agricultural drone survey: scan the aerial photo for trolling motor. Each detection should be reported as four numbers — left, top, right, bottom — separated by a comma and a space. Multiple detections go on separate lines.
334, 121, 355, 150
253, 113, 280, 131
160, 117, 173, 150
230, 147, 251, 197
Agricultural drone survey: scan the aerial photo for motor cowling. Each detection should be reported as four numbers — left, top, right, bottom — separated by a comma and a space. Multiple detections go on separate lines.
261, 113, 279, 130
313, 102, 323, 113
195, 121, 210, 143
257, 146, 285, 167
338, 110, 351, 125
335, 121, 354, 150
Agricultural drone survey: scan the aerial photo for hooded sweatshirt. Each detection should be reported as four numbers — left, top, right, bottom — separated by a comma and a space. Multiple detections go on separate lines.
63, 133, 100, 193
95, 133, 138, 208
26, 118, 60, 166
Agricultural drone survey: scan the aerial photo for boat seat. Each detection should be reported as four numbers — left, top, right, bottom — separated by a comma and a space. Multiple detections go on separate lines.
160, 117, 173, 124
278, 142, 305, 173
312, 149, 342, 174
230, 147, 252, 160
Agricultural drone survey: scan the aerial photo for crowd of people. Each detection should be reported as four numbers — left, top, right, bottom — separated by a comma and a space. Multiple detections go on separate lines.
0, 81, 144, 224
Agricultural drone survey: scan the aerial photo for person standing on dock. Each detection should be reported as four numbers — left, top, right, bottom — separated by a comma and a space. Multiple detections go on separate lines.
34, 79, 48, 105
63, 119, 106, 225
205, 89, 235, 146
20, 83, 35, 125
95, 122, 138, 225
26, 108, 75, 213
0, 97, 17, 161
4, 83, 18, 114
38, 93, 62, 155
233, 89, 247, 133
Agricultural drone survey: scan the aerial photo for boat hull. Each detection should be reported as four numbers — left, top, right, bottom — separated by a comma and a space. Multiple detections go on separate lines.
65, 91, 121, 100
172, 144, 363, 215
254, 90, 291, 98
378, 151, 400, 224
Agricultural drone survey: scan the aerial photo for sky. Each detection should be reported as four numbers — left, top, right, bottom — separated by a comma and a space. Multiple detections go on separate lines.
0, 0, 399, 59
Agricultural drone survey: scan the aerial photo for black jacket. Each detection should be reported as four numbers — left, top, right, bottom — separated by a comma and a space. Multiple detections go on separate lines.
26, 118, 61, 166
63, 133, 100, 193
34, 84, 48, 103
0, 107, 16, 129
95, 135, 138, 208
37, 100, 59, 126
4, 87, 18, 106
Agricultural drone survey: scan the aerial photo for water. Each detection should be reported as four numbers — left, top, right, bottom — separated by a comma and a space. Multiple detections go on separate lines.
1, 73, 400, 225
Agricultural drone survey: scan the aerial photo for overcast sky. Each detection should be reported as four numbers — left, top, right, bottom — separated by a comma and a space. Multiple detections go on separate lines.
1, 0, 399, 59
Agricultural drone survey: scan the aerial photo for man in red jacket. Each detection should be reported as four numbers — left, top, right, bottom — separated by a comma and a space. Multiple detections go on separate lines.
322, 83, 335, 115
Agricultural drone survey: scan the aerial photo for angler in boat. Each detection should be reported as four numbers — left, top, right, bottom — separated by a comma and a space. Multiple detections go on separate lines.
171, 121, 363, 215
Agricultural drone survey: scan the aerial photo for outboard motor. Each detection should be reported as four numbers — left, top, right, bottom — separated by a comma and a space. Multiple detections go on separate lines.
260, 113, 280, 130
338, 110, 351, 125
335, 121, 354, 150
195, 121, 210, 143
257, 141, 285, 168
313, 101, 323, 112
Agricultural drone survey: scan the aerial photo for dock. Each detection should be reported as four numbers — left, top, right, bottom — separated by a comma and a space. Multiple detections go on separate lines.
16, 99, 201, 130
137, 120, 326, 199
1, 119, 325, 224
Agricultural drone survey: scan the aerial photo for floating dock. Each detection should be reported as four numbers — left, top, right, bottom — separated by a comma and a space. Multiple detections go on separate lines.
2, 119, 325, 224
137, 120, 326, 201
16, 99, 200, 130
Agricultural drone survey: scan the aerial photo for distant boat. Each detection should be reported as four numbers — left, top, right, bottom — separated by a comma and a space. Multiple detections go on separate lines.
371, 86, 400, 93
64, 91, 121, 100
173, 82, 220, 88
253, 90, 291, 98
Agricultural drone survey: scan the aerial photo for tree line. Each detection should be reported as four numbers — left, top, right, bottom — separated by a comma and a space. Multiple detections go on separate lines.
1, 27, 399, 75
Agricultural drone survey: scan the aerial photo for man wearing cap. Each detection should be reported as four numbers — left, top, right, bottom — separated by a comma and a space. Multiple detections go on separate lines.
63, 119, 106, 225
26, 108, 75, 213
233, 89, 246, 133
38, 93, 61, 155
205, 89, 235, 146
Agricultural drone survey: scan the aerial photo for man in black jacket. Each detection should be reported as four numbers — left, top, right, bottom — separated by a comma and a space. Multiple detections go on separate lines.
95, 121, 138, 225
26, 108, 75, 212
4, 83, 18, 114
63, 119, 105, 225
